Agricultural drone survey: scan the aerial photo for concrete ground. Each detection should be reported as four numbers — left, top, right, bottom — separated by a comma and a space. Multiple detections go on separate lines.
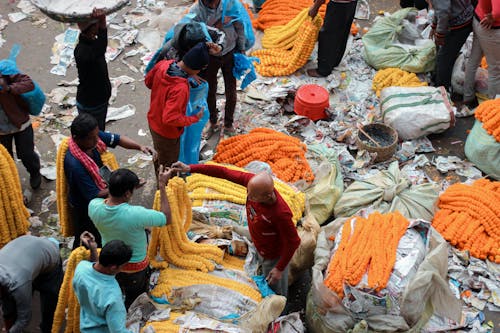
0, 0, 497, 331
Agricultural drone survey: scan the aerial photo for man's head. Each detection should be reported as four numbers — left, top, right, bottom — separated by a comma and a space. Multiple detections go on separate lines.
247, 172, 277, 205
108, 168, 140, 199
77, 20, 99, 39
98, 240, 132, 275
70, 113, 99, 151
180, 42, 209, 75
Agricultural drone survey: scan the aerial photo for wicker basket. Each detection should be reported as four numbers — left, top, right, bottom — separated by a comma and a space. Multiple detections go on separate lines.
31, 0, 130, 23
356, 123, 398, 163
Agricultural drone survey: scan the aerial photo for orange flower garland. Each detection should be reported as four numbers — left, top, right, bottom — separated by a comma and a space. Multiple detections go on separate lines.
432, 179, 500, 263
323, 212, 409, 297
213, 128, 314, 183
474, 98, 500, 142
252, 0, 326, 30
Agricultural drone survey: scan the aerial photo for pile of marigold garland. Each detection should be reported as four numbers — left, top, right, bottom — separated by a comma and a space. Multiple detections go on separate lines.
0, 145, 30, 248
252, 13, 323, 76
432, 179, 500, 263
148, 177, 261, 302
187, 163, 306, 224
213, 128, 314, 183
372, 68, 427, 97
252, 0, 326, 30
324, 212, 409, 297
56, 137, 119, 237
474, 98, 500, 142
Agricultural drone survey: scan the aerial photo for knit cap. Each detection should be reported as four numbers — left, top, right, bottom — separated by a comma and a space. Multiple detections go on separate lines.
182, 42, 209, 71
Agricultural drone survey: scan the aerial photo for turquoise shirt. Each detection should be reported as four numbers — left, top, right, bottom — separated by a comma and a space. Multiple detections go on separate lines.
73, 261, 131, 333
89, 198, 166, 263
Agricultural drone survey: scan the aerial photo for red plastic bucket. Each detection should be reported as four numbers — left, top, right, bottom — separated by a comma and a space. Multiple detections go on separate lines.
294, 84, 329, 121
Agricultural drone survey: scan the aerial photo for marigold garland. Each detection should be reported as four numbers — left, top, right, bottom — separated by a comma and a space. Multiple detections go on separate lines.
186, 165, 306, 224
432, 179, 500, 263
141, 312, 183, 333
56, 138, 119, 237
252, 15, 323, 76
213, 128, 314, 183
323, 212, 409, 297
52, 246, 98, 333
0, 145, 30, 248
372, 67, 427, 97
474, 98, 500, 142
252, 0, 326, 30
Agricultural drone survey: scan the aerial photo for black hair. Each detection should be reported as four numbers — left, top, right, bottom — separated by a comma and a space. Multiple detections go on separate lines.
99, 240, 132, 267
70, 113, 98, 139
108, 168, 140, 197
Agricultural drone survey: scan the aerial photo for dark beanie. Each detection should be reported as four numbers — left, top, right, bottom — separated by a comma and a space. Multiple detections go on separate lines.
182, 42, 209, 71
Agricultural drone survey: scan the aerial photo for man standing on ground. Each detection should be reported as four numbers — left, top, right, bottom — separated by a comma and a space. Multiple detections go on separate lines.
172, 161, 300, 298
75, 8, 111, 131
0, 236, 63, 333
89, 166, 173, 308
73, 236, 133, 333
0, 72, 42, 189
307, 0, 358, 77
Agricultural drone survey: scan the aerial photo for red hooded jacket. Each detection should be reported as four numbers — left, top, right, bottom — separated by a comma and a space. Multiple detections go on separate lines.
145, 59, 198, 139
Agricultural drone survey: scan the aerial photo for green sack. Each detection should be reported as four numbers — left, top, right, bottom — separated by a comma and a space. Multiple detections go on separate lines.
464, 120, 500, 180
305, 144, 344, 225
334, 161, 438, 220
362, 8, 436, 73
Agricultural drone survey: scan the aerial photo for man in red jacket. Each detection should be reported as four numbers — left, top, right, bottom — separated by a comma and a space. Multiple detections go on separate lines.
145, 42, 209, 177
172, 161, 301, 298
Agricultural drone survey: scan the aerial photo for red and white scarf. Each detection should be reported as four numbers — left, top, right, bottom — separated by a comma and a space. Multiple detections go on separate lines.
68, 137, 108, 190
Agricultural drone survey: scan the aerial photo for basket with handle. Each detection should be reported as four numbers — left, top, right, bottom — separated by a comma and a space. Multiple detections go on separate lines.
356, 123, 398, 163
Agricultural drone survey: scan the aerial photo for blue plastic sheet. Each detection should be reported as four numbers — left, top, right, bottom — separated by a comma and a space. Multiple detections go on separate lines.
179, 79, 210, 165
221, 0, 255, 51
233, 53, 259, 89
0, 44, 46, 116
252, 275, 276, 297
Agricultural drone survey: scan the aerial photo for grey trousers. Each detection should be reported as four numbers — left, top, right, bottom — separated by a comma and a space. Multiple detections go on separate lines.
259, 255, 289, 298
463, 27, 483, 102
472, 18, 500, 99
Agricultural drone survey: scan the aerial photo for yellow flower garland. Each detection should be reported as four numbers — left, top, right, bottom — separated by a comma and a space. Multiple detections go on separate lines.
56, 138, 119, 237
0, 145, 30, 248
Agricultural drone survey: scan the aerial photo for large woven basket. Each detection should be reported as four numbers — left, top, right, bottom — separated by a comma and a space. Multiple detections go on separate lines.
30, 0, 130, 23
356, 123, 398, 163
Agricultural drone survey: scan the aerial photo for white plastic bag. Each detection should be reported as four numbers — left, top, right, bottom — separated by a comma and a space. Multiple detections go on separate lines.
380, 86, 455, 140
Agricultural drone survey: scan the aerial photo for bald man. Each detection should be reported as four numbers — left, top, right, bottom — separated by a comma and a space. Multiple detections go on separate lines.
172, 161, 300, 297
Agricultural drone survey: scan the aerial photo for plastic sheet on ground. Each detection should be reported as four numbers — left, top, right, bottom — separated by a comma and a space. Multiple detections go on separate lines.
106, 104, 136, 122
431, 155, 483, 180
50, 28, 79, 76
174, 312, 250, 332
306, 218, 461, 332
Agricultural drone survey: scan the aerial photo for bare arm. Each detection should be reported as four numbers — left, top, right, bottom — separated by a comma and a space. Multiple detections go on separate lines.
157, 166, 173, 224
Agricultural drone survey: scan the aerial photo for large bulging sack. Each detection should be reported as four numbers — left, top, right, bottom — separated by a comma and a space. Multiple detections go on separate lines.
362, 8, 436, 73
464, 120, 500, 180
380, 86, 455, 140
334, 161, 439, 220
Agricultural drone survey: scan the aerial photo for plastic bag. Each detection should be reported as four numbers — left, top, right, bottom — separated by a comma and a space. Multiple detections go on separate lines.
305, 144, 344, 225
451, 52, 489, 96
464, 120, 500, 180
179, 79, 210, 165
334, 161, 439, 221
305, 218, 461, 332
252, 275, 276, 297
0, 44, 46, 116
233, 53, 259, 89
362, 8, 436, 73
380, 86, 454, 140
221, 0, 255, 51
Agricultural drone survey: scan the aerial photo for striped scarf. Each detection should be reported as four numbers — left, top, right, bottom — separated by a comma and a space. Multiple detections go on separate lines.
68, 137, 108, 190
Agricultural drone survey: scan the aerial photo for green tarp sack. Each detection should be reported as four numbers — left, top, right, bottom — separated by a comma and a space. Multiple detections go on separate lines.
464, 120, 500, 180
334, 161, 438, 220
362, 8, 436, 73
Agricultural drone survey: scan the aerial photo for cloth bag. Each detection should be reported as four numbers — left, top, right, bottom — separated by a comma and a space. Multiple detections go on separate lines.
464, 119, 500, 180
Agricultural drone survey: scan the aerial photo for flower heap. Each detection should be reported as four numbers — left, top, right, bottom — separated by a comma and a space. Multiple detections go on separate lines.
56, 138, 119, 237
213, 128, 314, 183
52, 246, 96, 333
252, 0, 326, 30
432, 179, 500, 263
474, 98, 500, 142
324, 212, 409, 297
372, 68, 427, 97
149, 177, 261, 302
187, 163, 306, 224
252, 14, 323, 77
0, 145, 30, 248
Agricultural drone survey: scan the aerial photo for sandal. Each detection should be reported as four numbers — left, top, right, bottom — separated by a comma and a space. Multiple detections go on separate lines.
202, 123, 218, 140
